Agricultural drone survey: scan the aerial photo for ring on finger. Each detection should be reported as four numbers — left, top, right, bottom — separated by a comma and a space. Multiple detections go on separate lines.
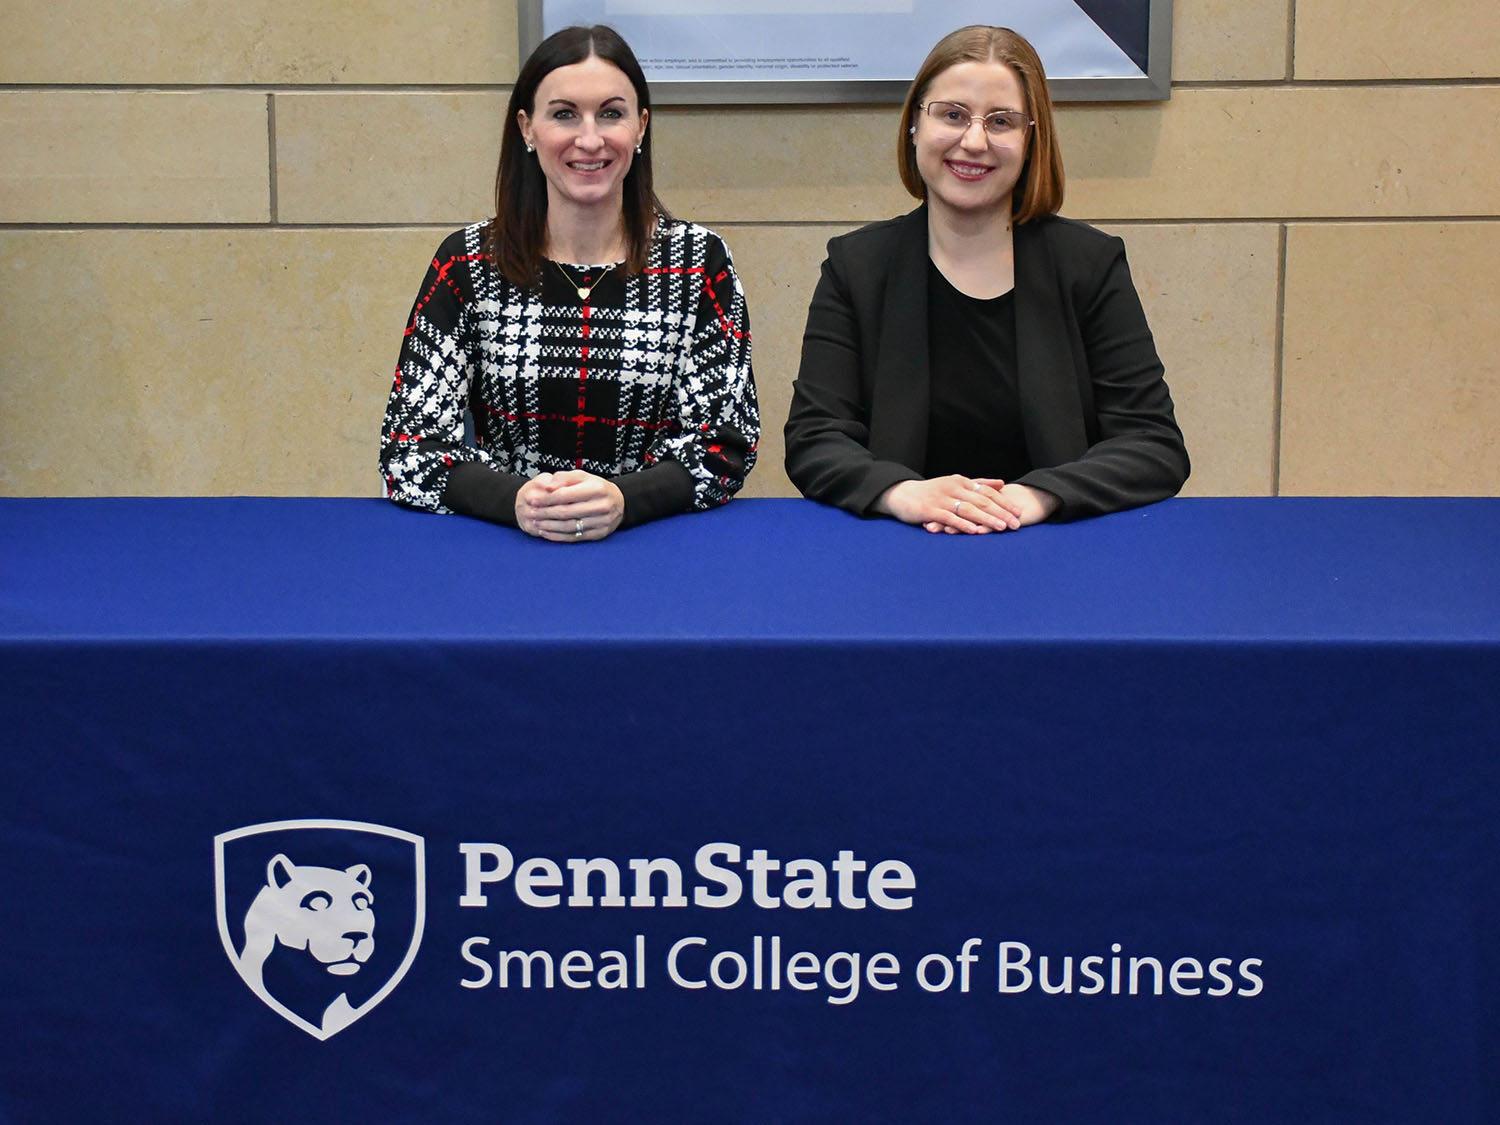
575, 518, 583, 538
953, 499, 962, 513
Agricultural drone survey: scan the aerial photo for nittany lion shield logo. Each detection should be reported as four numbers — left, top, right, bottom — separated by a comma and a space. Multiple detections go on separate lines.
215, 819, 425, 1040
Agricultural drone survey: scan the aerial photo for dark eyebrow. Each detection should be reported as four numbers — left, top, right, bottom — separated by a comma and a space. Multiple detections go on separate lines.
935, 98, 1023, 114
545, 96, 629, 109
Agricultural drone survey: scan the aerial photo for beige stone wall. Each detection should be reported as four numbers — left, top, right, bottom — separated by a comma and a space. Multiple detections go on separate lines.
3, 1, 1496, 499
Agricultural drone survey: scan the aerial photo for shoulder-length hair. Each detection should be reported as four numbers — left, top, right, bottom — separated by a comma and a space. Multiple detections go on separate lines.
484, 25, 666, 285
896, 25, 1065, 225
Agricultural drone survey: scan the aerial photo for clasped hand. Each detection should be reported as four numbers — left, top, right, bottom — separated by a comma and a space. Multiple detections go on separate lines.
876, 475, 1059, 534
515, 470, 626, 542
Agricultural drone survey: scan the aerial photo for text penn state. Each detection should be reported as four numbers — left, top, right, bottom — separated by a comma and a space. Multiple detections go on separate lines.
458, 842, 915, 910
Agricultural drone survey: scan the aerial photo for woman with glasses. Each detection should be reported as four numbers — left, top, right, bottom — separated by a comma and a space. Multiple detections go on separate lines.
784, 25, 1187, 533
380, 25, 759, 541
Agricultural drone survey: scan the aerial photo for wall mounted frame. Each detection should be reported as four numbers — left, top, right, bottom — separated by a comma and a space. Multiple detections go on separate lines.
519, 0, 1172, 104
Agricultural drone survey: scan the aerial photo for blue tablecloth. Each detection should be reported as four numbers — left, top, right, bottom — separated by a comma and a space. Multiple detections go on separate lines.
3, 497, 1498, 1122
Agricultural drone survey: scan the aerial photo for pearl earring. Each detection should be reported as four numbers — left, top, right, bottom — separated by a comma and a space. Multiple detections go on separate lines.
525, 142, 535, 153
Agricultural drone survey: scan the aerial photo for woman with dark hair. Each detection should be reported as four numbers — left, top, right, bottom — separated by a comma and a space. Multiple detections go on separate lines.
784, 25, 1187, 533
380, 26, 759, 541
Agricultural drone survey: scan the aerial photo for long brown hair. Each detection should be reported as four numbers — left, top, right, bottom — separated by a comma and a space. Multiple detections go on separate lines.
485, 25, 666, 285
896, 25, 1065, 225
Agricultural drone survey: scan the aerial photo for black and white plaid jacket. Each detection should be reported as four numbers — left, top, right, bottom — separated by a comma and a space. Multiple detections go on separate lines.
380, 218, 759, 527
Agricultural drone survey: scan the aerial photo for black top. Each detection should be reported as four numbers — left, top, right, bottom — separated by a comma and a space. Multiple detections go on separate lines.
924, 263, 1031, 482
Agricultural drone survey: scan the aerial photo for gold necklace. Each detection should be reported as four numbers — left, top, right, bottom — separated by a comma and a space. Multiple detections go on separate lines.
553, 260, 616, 301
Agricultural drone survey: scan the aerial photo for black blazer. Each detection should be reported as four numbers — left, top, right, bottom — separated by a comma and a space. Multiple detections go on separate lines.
784, 207, 1189, 520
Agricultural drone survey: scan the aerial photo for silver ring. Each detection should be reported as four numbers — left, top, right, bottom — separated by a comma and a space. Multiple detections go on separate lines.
953, 499, 962, 513
575, 519, 583, 538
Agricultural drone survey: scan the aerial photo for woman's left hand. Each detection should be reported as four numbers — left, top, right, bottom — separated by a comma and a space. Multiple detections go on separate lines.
516, 470, 626, 542
921, 481, 1060, 533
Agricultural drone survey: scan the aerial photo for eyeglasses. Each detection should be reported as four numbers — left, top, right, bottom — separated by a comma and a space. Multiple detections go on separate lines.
918, 101, 1033, 141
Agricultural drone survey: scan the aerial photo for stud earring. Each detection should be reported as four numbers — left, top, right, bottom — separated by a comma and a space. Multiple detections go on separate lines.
525, 142, 535, 153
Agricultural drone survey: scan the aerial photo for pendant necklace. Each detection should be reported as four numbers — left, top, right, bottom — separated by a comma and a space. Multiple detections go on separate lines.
554, 260, 616, 301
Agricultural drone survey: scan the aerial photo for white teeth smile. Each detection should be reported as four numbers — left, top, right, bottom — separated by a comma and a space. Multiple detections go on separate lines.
570, 161, 608, 171
947, 162, 992, 177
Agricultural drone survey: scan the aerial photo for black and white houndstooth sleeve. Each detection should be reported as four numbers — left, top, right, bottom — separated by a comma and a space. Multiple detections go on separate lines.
638, 222, 759, 509
379, 225, 494, 514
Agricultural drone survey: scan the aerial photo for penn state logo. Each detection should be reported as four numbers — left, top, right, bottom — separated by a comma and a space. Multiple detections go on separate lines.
215, 819, 425, 1040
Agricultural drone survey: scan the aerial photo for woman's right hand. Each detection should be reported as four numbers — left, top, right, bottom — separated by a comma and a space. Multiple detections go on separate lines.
874, 476, 1022, 534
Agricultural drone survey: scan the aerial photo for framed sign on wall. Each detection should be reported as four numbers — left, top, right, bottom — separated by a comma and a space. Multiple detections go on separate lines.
518, 0, 1172, 104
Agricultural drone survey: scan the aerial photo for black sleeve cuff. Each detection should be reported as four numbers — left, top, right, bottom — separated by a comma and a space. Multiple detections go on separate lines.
441, 461, 526, 528
854, 463, 926, 518
613, 463, 695, 529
